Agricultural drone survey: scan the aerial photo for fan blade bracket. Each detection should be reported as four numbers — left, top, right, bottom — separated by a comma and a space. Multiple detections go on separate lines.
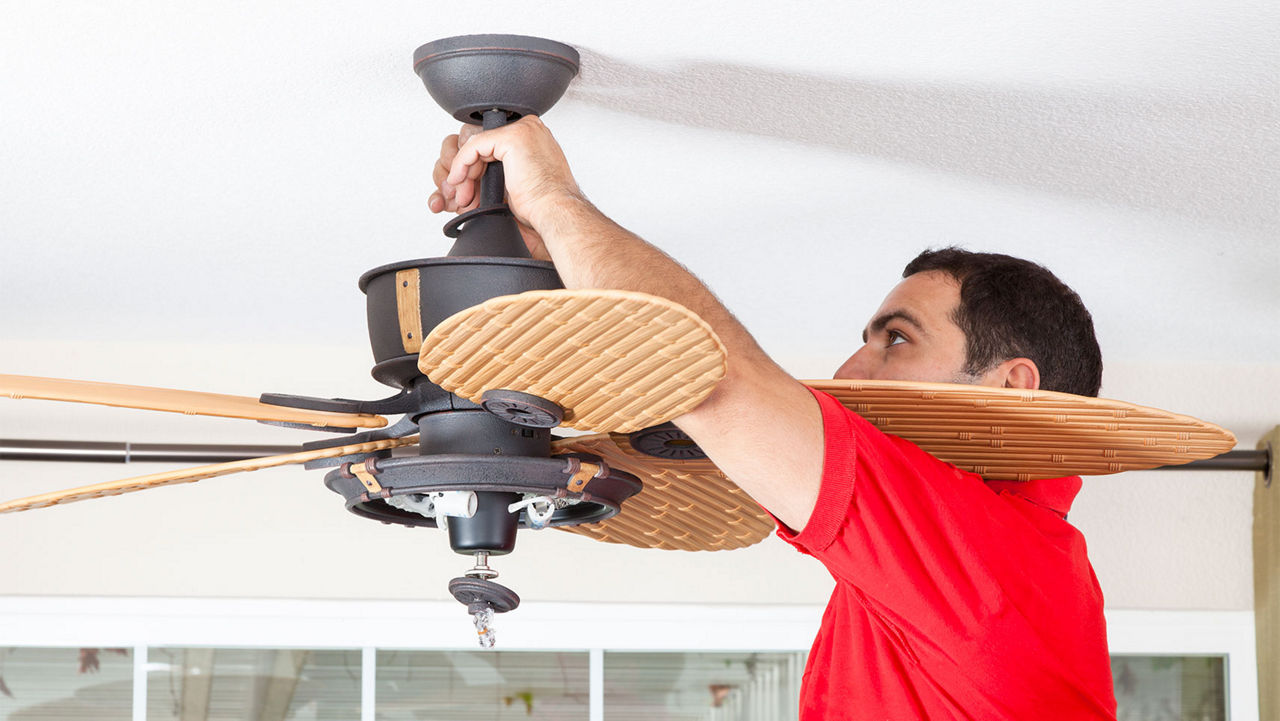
305, 448, 396, 472
261, 377, 470, 429
563, 455, 608, 493
302, 415, 421, 450
259, 386, 430, 416
269, 380, 473, 464
346, 458, 385, 494
301, 415, 422, 469
258, 420, 358, 434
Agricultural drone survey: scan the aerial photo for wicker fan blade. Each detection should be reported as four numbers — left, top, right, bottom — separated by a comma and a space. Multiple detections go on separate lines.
0, 374, 387, 429
0, 436, 419, 514
551, 434, 773, 551
804, 379, 1237, 480
419, 289, 726, 434
547, 381, 1235, 550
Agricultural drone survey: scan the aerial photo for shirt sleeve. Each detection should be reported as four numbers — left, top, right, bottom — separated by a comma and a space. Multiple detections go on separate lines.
774, 387, 997, 556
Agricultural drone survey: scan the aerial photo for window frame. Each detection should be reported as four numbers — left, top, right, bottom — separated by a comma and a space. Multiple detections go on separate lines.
0, 597, 1258, 720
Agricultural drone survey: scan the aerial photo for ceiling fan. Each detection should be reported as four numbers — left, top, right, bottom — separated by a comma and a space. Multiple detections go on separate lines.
0, 34, 1238, 647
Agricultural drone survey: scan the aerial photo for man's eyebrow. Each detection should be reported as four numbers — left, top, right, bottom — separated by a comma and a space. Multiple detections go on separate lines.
861, 310, 925, 344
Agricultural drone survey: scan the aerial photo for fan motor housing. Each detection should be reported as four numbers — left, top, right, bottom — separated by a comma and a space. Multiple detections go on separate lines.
359, 257, 562, 389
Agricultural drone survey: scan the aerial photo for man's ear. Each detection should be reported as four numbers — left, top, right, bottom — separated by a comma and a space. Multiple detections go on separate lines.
994, 357, 1041, 390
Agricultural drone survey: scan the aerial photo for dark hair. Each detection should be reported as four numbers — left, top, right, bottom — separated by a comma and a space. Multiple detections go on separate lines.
903, 247, 1102, 397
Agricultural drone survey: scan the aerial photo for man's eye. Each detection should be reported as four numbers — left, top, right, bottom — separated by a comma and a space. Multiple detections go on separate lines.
886, 330, 907, 346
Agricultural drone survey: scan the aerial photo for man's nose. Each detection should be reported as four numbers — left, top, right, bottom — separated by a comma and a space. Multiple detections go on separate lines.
834, 346, 873, 379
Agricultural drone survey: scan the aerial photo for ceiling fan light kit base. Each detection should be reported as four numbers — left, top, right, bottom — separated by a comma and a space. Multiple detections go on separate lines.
323, 449, 642, 536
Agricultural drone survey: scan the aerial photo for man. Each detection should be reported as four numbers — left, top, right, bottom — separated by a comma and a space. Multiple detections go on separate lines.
429, 116, 1118, 720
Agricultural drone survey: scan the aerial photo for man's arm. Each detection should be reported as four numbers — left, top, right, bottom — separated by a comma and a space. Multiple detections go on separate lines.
430, 117, 824, 531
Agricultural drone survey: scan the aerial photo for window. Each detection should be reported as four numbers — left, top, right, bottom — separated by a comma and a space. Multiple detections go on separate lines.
0, 600, 1259, 720
376, 650, 589, 720
1112, 655, 1227, 721
144, 648, 361, 721
604, 652, 804, 721
0, 647, 132, 720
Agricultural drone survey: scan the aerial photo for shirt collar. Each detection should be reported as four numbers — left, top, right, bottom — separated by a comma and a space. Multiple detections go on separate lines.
983, 476, 1083, 518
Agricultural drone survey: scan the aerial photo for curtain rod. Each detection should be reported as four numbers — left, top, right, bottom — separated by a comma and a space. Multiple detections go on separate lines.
0, 439, 1269, 476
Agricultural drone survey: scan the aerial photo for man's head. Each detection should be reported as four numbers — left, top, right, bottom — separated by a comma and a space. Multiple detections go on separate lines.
834, 248, 1102, 397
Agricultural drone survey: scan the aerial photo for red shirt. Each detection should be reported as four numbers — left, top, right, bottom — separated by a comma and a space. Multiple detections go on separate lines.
777, 389, 1117, 720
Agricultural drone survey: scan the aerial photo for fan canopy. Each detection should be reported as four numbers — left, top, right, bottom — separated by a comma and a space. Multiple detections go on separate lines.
413, 34, 580, 123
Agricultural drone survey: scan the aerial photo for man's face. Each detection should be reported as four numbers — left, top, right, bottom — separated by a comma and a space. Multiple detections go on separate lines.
834, 270, 990, 384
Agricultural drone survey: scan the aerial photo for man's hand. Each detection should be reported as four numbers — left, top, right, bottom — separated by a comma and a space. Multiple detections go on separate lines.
427, 116, 582, 261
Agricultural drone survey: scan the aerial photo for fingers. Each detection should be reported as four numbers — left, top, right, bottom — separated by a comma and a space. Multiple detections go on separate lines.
454, 152, 489, 208
432, 134, 457, 188
447, 132, 496, 209
459, 123, 482, 144
448, 120, 529, 209
447, 132, 497, 186
430, 116, 573, 225
429, 130, 478, 214
428, 133, 458, 213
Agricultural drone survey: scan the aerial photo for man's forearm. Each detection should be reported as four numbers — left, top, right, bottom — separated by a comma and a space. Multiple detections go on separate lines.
530, 193, 775, 374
